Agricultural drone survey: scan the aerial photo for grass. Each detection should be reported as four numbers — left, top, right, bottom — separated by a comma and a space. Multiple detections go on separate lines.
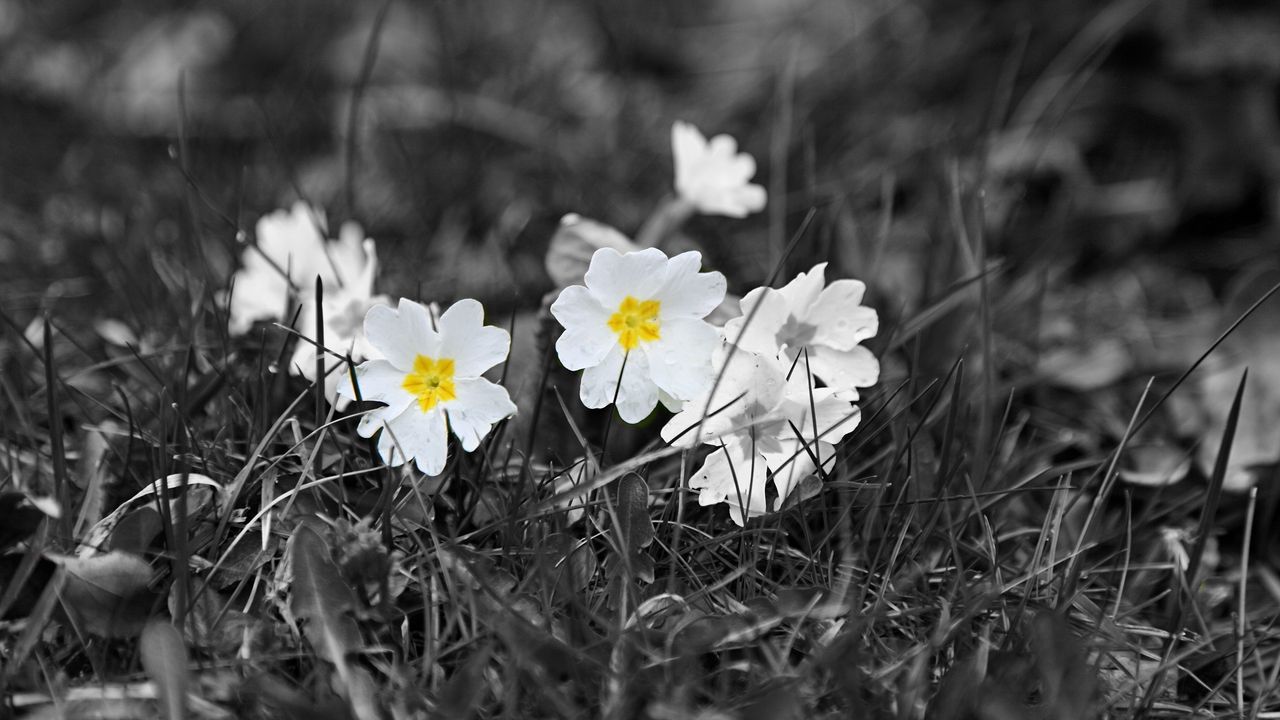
3, 2, 1280, 719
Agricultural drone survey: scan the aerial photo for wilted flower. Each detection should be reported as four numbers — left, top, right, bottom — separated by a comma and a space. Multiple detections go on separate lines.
549, 247, 726, 423
672, 121, 767, 218
339, 298, 517, 475
661, 344, 861, 525
724, 262, 879, 399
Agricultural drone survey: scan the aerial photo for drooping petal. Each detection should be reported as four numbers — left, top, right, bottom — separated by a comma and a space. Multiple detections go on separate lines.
437, 299, 511, 378
645, 317, 718, 403
806, 344, 880, 395
446, 377, 517, 451
689, 438, 769, 527
723, 287, 791, 356
653, 251, 726, 320
807, 279, 878, 350
580, 345, 658, 423
582, 247, 670, 309
550, 285, 617, 370
379, 405, 449, 475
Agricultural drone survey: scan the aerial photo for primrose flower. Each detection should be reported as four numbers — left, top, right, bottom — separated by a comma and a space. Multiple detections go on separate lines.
288, 225, 391, 409
672, 121, 767, 218
227, 202, 362, 335
338, 298, 516, 475
549, 247, 726, 423
724, 262, 879, 399
661, 344, 861, 525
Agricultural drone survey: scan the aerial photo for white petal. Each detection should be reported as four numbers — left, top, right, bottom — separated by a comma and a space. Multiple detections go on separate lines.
654, 251, 726, 319
645, 317, 718, 402
763, 439, 837, 504
582, 247, 669, 309
807, 344, 880, 395
364, 298, 440, 371
672, 121, 708, 196
550, 285, 617, 370
807, 280, 877, 350
689, 439, 769, 527
437, 298, 511, 377
379, 405, 449, 475
256, 203, 333, 288
446, 377, 517, 451
723, 287, 790, 356
777, 262, 827, 314
226, 269, 290, 335
660, 345, 787, 447
340, 359, 415, 414
580, 345, 658, 423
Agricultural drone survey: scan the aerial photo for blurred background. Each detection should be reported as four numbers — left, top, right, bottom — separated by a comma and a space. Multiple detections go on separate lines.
2, 0, 1280, 483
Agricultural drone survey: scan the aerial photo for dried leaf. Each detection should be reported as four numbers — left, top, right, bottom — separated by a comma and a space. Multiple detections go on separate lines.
544, 214, 637, 288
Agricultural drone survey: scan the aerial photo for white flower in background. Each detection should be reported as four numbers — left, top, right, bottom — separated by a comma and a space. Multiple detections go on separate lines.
549, 247, 726, 423
661, 344, 861, 526
672, 121, 767, 218
338, 298, 516, 475
226, 203, 390, 408
289, 225, 391, 409
724, 262, 879, 399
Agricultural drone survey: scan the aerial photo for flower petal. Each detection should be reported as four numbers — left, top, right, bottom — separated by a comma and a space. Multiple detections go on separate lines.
378, 405, 449, 475
580, 345, 658, 423
689, 438, 769, 527
645, 317, 718, 402
672, 121, 708, 196
550, 285, 617, 370
807, 280, 877, 350
777, 262, 827, 314
340, 359, 415, 414
437, 298, 511, 377
582, 247, 669, 309
660, 345, 787, 447
807, 344, 880, 395
446, 377, 517, 451
364, 298, 440, 371
654, 251, 726, 319
762, 439, 837, 505
723, 287, 790, 356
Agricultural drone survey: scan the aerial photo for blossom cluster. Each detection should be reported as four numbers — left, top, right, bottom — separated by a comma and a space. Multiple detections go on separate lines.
223, 121, 877, 525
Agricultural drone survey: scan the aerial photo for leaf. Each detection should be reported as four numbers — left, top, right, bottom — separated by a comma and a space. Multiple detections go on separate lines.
1117, 444, 1192, 487
287, 523, 361, 666
140, 619, 189, 720
436, 644, 492, 719
55, 551, 154, 638
613, 474, 654, 584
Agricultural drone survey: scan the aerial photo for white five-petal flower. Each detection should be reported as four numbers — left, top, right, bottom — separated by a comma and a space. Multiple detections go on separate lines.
549, 247, 726, 423
338, 298, 517, 475
724, 262, 879, 399
672, 121, 767, 218
661, 344, 861, 526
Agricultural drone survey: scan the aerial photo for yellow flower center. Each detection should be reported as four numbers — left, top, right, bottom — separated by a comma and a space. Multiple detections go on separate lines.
607, 296, 661, 350
402, 355, 457, 412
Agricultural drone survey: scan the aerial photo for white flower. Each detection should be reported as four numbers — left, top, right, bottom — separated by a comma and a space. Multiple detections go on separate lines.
338, 298, 517, 475
288, 225, 391, 409
549, 247, 726, 423
227, 203, 342, 335
672, 121, 767, 218
724, 262, 879, 399
661, 344, 861, 526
